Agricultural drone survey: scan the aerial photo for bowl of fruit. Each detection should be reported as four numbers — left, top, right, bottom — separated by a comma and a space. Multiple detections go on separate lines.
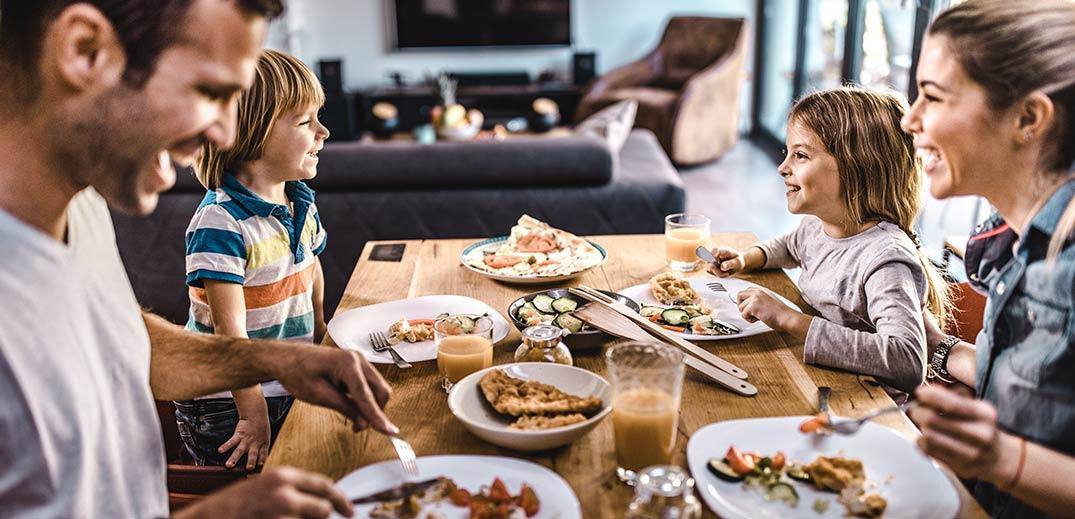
432, 103, 484, 141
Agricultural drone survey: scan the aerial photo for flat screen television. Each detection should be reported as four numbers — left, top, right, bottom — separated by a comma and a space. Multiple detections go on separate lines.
392, 0, 571, 49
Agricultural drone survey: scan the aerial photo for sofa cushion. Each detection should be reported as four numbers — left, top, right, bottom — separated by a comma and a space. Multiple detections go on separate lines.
310, 136, 612, 191
574, 100, 637, 155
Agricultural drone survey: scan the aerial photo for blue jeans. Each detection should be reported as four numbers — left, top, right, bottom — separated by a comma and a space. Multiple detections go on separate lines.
174, 396, 294, 468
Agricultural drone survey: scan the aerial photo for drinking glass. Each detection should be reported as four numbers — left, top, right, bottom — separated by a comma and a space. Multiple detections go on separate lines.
664, 213, 710, 272
434, 314, 494, 392
606, 342, 685, 484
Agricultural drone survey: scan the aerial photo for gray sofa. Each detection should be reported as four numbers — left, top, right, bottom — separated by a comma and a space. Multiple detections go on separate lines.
113, 129, 685, 323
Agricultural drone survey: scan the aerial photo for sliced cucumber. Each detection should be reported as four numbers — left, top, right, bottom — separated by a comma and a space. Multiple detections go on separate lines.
456, 316, 476, 332
707, 458, 744, 482
710, 318, 741, 335
551, 297, 578, 313
661, 308, 690, 326
786, 466, 812, 484
640, 306, 664, 318
435, 312, 450, 319
554, 313, 584, 334
531, 294, 555, 314
765, 482, 799, 506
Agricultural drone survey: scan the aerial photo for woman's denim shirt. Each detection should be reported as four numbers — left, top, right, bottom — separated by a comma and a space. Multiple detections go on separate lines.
966, 179, 1075, 518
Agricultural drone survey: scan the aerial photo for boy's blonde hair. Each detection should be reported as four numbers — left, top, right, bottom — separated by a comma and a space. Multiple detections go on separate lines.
790, 86, 952, 330
195, 49, 325, 189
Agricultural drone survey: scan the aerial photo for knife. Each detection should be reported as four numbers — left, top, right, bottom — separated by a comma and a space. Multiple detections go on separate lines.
350, 478, 440, 505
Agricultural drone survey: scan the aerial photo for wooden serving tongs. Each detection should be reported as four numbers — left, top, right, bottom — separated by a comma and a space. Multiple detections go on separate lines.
569, 286, 757, 397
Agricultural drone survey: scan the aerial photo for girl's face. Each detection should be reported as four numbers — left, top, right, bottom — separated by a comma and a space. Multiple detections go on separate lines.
778, 121, 845, 222
901, 35, 1013, 200
259, 103, 330, 182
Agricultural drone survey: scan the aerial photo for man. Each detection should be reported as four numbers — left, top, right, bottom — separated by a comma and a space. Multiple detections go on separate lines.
0, 1, 396, 517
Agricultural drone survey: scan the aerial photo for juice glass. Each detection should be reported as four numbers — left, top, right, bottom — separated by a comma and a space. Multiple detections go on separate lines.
606, 342, 685, 484
434, 314, 495, 392
664, 213, 710, 272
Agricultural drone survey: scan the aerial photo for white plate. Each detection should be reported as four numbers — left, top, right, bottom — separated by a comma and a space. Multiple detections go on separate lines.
336, 455, 582, 519
447, 363, 612, 451
686, 417, 959, 519
459, 236, 608, 285
327, 295, 510, 364
619, 276, 801, 340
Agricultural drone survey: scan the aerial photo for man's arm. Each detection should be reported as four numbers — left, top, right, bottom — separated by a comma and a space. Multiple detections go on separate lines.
144, 312, 398, 435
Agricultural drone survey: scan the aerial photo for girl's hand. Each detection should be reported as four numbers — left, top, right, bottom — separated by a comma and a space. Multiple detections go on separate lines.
739, 287, 799, 328
706, 247, 745, 277
219, 414, 272, 471
910, 384, 1019, 483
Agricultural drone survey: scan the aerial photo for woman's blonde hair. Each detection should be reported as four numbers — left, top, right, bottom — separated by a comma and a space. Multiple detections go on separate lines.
930, 0, 1075, 259
790, 86, 952, 329
195, 49, 325, 189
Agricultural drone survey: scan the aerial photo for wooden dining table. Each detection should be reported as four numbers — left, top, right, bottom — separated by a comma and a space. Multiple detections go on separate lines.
265, 233, 986, 518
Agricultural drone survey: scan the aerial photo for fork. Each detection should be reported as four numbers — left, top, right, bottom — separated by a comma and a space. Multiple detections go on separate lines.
369, 332, 412, 369
825, 405, 908, 435
390, 436, 420, 479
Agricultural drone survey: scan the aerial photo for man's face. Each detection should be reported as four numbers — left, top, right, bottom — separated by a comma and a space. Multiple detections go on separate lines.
47, 0, 267, 215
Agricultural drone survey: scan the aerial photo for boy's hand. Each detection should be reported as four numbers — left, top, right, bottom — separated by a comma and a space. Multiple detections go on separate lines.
706, 247, 745, 277
220, 415, 272, 471
736, 288, 802, 332
273, 347, 398, 436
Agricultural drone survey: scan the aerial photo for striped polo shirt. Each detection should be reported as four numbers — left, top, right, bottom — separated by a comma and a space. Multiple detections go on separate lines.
184, 173, 327, 398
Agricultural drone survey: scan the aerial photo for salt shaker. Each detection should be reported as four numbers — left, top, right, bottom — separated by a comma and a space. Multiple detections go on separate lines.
625, 465, 702, 519
514, 325, 572, 365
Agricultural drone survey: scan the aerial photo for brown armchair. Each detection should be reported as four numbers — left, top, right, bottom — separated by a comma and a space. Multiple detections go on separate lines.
575, 16, 748, 166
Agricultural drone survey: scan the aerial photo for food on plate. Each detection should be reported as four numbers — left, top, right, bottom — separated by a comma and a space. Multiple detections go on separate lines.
707, 446, 887, 517
462, 215, 604, 278
640, 304, 740, 336
370, 476, 540, 518
649, 271, 701, 305
510, 413, 587, 430
798, 413, 831, 434
514, 294, 587, 333
386, 313, 451, 344
479, 369, 602, 429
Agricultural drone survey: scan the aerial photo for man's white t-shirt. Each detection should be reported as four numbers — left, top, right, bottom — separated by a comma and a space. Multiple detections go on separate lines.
0, 189, 168, 518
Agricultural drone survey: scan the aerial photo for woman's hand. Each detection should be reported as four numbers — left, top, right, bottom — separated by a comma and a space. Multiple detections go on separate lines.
910, 384, 1020, 483
706, 247, 745, 277
736, 287, 810, 338
220, 414, 272, 471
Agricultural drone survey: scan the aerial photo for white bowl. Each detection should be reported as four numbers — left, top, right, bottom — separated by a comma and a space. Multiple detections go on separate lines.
448, 363, 612, 452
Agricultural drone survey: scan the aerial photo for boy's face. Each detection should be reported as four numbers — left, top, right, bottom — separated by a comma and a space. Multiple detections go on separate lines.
44, 0, 267, 215
777, 121, 845, 222
256, 105, 330, 183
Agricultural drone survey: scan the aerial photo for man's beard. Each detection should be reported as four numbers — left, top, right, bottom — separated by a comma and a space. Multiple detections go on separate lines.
45, 83, 159, 215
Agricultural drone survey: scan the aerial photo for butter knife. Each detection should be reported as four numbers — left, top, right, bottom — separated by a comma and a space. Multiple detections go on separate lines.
350, 478, 440, 505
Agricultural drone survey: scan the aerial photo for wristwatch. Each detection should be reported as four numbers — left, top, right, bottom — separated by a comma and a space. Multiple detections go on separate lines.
928, 335, 961, 383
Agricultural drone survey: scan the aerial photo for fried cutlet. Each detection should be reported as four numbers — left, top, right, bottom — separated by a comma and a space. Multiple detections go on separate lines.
510, 413, 588, 430
479, 369, 603, 417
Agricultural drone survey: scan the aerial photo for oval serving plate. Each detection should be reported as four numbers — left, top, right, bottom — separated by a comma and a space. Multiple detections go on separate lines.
459, 236, 608, 285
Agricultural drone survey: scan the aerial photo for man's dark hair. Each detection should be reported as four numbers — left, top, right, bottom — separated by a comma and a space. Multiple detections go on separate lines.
0, 0, 284, 103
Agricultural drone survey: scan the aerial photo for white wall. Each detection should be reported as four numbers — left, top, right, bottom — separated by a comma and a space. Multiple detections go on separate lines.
270, 0, 755, 90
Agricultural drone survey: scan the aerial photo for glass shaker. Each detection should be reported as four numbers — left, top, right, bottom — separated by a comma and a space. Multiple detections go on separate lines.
513, 325, 572, 365
625, 465, 702, 519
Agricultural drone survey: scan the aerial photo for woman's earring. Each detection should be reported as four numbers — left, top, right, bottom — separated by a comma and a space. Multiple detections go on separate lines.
1024, 131, 1033, 143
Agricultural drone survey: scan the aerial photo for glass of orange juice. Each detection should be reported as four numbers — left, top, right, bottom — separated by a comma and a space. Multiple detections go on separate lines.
664, 213, 710, 272
606, 342, 685, 484
434, 314, 495, 392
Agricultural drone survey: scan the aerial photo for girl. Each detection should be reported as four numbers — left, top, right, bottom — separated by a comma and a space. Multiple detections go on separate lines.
176, 49, 330, 469
710, 86, 950, 396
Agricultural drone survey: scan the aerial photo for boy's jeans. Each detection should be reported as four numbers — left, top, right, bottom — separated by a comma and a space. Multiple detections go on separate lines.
173, 396, 294, 468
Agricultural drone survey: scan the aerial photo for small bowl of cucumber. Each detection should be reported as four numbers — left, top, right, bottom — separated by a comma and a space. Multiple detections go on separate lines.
507, 288, 641, 351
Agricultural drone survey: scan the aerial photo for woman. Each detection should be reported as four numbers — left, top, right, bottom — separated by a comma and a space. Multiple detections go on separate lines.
899, 1, 1075, 517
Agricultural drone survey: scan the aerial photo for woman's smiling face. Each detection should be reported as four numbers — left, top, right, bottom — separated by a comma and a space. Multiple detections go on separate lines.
901, 35, 1016, 200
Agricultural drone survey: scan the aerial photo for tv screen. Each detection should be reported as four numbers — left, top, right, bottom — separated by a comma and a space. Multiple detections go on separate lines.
393, 0, 571, 48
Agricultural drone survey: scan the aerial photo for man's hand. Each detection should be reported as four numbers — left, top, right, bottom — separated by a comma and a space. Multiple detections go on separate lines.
274, 347, 398, 435
175, 466, 353, 519
220, 416, 271, 471
910, 384, 1016, 483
